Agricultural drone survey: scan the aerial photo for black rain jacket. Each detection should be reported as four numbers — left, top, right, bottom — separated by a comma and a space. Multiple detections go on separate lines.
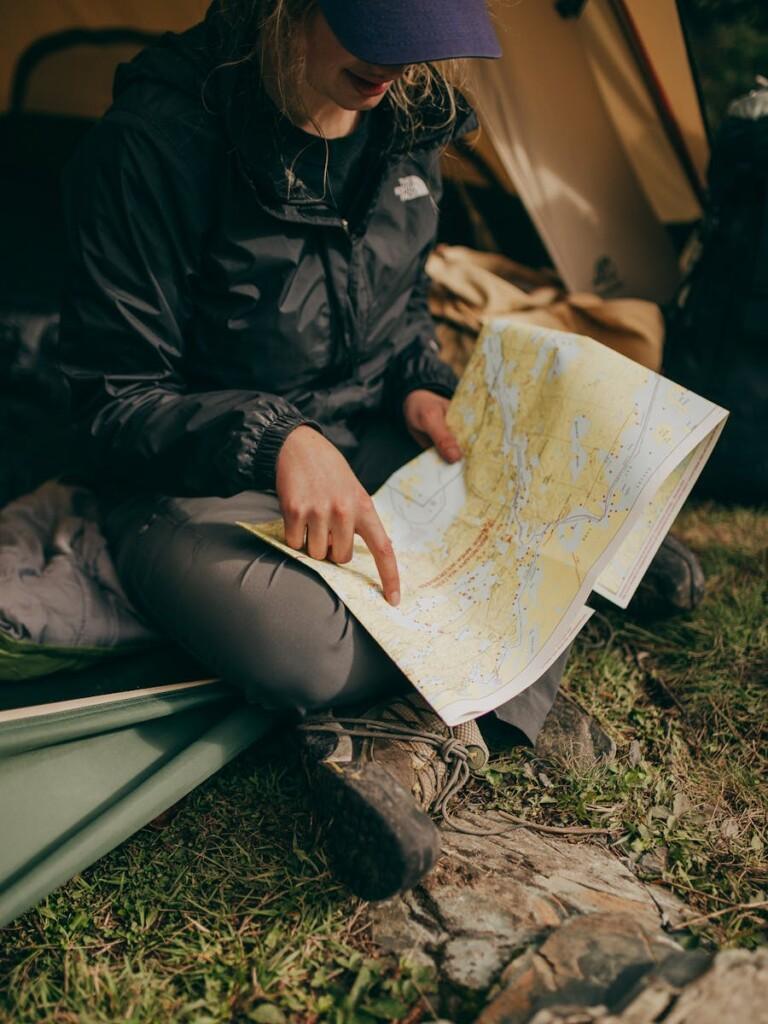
58, 4, 478, 496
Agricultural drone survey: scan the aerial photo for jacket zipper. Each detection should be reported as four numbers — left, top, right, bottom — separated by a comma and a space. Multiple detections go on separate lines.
318, 222, 357, 379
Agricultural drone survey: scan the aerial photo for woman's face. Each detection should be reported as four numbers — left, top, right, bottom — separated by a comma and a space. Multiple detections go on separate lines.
302, 9, 407, 111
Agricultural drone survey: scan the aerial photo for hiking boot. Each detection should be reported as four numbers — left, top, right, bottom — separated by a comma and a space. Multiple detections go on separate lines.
299, 692, 489, 901
629, 534, 705, 618
534, 692, 616, 769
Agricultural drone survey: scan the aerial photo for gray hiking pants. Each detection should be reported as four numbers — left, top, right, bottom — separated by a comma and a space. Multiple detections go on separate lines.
104, 415, 565, 741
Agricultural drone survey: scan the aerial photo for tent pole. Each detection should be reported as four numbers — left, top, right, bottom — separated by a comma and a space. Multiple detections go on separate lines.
607, 0, 707, 208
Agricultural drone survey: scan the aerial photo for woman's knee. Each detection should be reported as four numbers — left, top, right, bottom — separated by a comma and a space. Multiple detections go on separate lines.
229, 607, 399, 714
229, 619, 353, 712
238, 661, 348, 714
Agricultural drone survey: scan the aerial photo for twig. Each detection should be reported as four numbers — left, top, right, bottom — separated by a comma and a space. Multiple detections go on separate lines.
494, 810, 616, 837
670, 899, 768, 931
661, 880, 733, 905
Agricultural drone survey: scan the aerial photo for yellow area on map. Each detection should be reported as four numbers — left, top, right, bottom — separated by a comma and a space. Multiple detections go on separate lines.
239, 321, 727, 725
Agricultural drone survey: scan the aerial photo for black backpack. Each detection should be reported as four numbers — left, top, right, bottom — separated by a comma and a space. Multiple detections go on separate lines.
665, 83, 768, 502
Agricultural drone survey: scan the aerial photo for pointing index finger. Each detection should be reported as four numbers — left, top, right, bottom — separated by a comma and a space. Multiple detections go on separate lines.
357, 508, 401, 606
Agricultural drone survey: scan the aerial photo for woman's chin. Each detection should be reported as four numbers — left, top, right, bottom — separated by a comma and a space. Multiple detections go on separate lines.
335, 89, 388, 112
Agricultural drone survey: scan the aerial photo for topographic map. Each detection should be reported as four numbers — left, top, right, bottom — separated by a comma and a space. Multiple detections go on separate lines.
240, 321, 727, 725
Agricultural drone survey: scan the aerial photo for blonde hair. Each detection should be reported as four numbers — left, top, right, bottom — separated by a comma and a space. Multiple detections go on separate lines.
218, 0, 469, 143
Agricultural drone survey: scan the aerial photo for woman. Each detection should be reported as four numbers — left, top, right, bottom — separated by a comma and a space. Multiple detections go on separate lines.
58, 0, 578, 900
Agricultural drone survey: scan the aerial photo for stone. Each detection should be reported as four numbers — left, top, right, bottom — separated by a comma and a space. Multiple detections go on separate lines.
442, 935, 520, 993
528, 1010, 607, 1023
626, 534, 705, 618
635, 847, 669, 878
367, 891, 443, 974
368, 811, 766, 1022
477, 913, 679, 1024
533, 695, 616, 769
368, 819, 687, 1019
479, 947, 768, 1023
662, 948, 768, 1024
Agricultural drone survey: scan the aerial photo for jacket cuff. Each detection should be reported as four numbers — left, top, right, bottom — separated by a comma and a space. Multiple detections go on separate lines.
249, 411, 324, 490
393, 340, 459, 414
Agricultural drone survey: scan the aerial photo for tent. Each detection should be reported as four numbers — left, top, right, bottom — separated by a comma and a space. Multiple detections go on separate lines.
0, 653, 275, 927
0, 0, 710, 308
0, 0, 710, 926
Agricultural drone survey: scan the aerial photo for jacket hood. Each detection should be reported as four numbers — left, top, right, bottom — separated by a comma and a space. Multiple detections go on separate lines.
112, 13, 222, 106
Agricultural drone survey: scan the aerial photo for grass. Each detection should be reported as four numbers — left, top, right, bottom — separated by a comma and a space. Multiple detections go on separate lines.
0, 500, 766, 1022
492, 501, 768, 950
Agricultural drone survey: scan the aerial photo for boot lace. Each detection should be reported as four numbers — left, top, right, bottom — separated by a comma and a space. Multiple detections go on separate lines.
299, 716, 615, 839
298, 715, 487, 832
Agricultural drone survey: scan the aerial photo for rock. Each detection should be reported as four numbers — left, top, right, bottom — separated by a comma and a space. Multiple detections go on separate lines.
661, 948, 768, 1024
635, 847, 669, 878
476, 913, 680, 1024
626, 534, 705, 618
527, 1011, 606, 1023
479, 947, 768, 1023
442, 935, 522, 993
367, 890, 443, 974
368, 820, 687, 1019
600, 948, 713, 1022
367, 813, 767, 1022
533, 695, 616, 768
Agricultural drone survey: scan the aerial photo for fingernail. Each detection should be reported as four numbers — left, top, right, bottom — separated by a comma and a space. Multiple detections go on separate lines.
390, 590, 401, 606
446, 447, 461, 462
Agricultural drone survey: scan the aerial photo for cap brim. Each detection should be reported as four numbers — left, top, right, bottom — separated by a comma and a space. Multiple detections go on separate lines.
317, 0, 502, 65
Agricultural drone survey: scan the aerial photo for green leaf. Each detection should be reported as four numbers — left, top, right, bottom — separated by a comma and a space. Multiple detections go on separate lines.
346, 965, 373, 1008
360, 997, 409, 1019
248, 1004, 287, 1024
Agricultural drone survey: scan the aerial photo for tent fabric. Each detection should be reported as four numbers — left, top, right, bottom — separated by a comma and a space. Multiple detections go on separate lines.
580, 0, 703, 225
0, 678, 226, 758
18, 40, 152, 119
623, 0, 709, 190
0, 663, 274, 927
0, 1, 207, 113
468, 0, 683, 302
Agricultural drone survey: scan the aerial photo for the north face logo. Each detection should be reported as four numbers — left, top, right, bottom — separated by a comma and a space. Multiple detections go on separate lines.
394, 175, 430, 202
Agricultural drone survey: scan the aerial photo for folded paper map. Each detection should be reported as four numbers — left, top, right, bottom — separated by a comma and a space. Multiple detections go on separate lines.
240, 321, 727, 725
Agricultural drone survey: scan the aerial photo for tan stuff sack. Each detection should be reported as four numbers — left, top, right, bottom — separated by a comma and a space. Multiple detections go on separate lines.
426, 245, 664, 377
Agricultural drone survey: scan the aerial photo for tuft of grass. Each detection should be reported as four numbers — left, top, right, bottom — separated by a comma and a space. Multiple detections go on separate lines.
0, 500, 765, 1021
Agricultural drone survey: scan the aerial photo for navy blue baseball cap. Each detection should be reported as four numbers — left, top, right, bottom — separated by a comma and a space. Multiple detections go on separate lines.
316, 0, 502, 65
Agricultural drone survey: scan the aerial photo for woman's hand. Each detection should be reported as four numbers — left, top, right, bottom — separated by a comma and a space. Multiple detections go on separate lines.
275, 425, 401, 605
403, 389, 462, 463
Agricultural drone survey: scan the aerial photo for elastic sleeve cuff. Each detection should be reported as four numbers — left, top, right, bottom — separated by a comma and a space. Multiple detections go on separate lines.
249, 411, 324, 490
399, 358, 458, 403
391, 340, 459, 417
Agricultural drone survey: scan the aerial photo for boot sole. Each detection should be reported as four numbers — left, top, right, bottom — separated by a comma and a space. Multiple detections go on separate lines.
315, 760, 441, 901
